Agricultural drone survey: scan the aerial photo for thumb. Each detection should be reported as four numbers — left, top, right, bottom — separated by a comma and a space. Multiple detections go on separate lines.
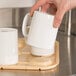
53, 8, 66, 28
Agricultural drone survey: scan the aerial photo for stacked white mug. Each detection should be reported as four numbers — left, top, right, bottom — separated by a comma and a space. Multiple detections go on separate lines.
22, 11, 58, 56
0, 28, 18, 65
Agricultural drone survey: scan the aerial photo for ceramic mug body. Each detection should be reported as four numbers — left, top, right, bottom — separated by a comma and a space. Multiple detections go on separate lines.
22, 11, 58, 56
0, 28, 18, 65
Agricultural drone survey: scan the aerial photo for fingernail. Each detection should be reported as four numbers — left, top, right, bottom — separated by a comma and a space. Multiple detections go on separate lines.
29, 13, 31, 16
53, 25, 58, 28
30, 11, 34, 17
53, 23, 60, 28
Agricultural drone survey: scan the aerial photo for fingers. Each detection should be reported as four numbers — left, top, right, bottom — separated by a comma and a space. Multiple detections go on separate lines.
49, 4, 57, 15
30, 0, 46, 16
41, 3, 50, 12
53, 8, 66, 28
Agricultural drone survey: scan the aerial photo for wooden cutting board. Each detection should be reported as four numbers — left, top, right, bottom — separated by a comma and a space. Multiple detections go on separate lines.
0, 38, 59, 71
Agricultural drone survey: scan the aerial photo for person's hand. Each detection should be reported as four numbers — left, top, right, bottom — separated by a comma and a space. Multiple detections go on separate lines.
30, 0, 76, 28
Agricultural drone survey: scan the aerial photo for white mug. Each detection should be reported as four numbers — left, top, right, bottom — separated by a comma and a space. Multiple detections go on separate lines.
22, 11, 58, 56
0, 28, 18, 65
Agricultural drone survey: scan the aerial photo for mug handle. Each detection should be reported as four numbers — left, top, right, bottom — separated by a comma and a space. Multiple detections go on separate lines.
22, 13, 31, 37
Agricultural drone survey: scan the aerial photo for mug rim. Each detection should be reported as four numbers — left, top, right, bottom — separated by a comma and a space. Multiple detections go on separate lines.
34, 11, 54, 17
0, 28, 17, 32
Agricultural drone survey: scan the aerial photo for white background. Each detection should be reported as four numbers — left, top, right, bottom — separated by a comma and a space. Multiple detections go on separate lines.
0, 0, 36, 8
